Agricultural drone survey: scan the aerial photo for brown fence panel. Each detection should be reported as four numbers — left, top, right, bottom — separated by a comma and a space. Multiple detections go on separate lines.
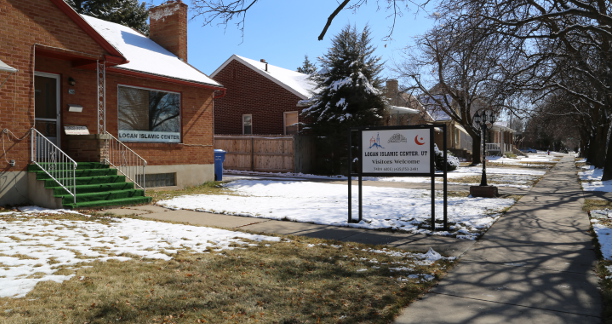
214, 135, 314, 173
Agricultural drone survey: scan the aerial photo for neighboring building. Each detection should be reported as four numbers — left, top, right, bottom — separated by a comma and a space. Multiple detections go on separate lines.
382, 80, 433, 127
488, 122, 516, 155
211, 55, 316, 135
0, 0, 224, 207
418, 92, 475, 160
418, 85, 516, 160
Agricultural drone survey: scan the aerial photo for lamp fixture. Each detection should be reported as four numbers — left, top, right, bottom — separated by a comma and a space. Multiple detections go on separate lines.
68, 77, 76, 86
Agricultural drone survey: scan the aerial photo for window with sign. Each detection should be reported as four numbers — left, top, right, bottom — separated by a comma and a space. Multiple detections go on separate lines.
118, 85, 181, 143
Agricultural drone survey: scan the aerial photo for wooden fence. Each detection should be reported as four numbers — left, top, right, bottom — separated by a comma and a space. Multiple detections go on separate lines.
214, 135, 315, 173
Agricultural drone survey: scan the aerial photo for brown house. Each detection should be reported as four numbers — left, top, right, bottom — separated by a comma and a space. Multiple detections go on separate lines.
0, 0, 224, 207
211, 55, 316, 135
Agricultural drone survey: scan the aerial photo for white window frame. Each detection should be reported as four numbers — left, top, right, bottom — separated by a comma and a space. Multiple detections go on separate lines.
283, 111, 299, 135
117, 85, 181, 143
242, 114, 252, 135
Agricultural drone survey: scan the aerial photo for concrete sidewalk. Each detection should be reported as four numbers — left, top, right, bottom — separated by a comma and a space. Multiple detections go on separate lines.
394, 155, 602, 323
103, 155, 603, 323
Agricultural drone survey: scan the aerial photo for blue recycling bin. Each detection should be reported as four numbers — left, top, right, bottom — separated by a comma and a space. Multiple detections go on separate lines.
214, 149, 226, 181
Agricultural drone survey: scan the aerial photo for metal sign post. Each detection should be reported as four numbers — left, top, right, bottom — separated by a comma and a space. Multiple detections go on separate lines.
348, 125, 448, 231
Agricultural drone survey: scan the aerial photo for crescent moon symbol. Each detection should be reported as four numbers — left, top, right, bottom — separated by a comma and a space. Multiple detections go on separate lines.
414, 135, 425, 145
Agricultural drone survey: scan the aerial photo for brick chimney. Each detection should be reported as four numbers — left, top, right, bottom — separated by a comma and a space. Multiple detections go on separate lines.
149, 0, 188, 61
386, 79, 399, 105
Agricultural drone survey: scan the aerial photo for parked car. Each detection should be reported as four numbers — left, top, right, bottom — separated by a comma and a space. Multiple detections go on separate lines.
521, 148, 537, 153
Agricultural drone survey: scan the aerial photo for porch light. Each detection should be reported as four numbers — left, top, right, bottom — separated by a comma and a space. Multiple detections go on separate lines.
68, 77, 76, 86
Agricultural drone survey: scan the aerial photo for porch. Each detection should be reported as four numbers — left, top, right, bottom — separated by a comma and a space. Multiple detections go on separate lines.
28, 129, 149, 209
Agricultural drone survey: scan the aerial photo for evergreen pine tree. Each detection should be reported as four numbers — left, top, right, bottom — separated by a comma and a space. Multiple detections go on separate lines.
67, 0, 149, 35
296, 55, 317, 75
302, 25, 386, 174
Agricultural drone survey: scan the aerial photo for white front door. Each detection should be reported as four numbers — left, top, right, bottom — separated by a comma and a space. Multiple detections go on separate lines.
34, 72, 60, 146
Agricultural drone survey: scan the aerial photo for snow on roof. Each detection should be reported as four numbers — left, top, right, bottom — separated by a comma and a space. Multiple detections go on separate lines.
211, 55, 316, 99
81, 15, 221, 88
389, 106, 420, 115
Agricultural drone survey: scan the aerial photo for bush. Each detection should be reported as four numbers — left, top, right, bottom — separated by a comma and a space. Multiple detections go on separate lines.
434, 144, 460, 171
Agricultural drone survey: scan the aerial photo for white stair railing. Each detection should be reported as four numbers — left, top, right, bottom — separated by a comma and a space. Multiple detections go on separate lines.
103, 131, 147, 191
30, 128, 77, 204
485, 143, 502, 155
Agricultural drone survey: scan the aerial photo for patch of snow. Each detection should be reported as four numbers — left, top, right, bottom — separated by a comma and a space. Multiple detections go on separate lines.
158, 180, 515, 239
0, 209, 279, 298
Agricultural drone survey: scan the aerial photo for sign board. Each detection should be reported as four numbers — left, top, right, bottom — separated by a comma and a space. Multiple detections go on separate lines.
64, 125, 89, 135
361, 128, 431, 174
118, 130, 180, 143
349, 125, 448, 231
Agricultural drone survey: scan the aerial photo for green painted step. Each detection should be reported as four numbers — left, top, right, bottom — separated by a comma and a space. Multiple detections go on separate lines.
57, 189, 146, 204
33, 168, 118, 180
62, 196, 152, 210
29, 161, 151, 209
28, 162, 111, 171
49, 182, 135, 196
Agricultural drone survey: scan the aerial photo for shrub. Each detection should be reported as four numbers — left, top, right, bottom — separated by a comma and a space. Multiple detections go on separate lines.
434, 144, 460, 171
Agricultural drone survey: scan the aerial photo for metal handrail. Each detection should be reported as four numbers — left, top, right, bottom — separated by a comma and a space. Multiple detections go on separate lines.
103, 131, 147, 191
485, 143, 501, 151
30, 128, 77, 204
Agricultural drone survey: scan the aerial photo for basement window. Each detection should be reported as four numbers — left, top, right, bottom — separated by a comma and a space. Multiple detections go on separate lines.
138, 173, 176, 188
117, 85, 181, 143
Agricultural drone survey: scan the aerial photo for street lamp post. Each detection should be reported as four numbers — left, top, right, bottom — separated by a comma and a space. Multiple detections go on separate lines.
470, 109, 498, 197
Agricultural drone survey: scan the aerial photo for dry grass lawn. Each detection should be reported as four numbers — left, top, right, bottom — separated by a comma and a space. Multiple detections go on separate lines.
0, 229, 454, 324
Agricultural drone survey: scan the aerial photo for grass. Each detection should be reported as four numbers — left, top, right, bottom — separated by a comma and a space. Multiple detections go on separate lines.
583, 199, 612, 324
0, 234, 454, 324
147, 181, 229, 203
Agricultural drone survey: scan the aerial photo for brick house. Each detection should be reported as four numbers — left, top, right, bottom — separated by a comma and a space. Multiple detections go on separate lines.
210, 55, 316, 135
0, 0, 224, 207
382, 80, 433, 127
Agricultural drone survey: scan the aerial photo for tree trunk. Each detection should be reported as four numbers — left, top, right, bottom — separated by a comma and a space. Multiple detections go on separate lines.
471, 133, 482, 165
602, 124, 612, 181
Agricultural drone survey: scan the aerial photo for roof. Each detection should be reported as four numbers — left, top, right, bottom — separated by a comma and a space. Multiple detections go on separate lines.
211, 55, 316, 99
81, 15, 222, 89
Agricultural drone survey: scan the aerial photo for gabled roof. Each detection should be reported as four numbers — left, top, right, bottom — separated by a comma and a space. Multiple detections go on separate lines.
211, 55, 316, 99
82, 15, 222, 90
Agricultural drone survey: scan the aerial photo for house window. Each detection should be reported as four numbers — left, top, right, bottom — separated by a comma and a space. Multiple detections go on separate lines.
242, 114, 252, 135
284, 111, 299, 135
137, 173, 176, 188
117, 85, 181, 143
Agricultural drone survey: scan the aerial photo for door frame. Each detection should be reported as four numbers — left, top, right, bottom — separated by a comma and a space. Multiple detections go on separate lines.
34, 71, 61, 146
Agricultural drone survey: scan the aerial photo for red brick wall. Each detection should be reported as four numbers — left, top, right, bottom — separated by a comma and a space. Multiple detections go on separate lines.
0, 0, 105, 170
213, 60, 305, 135
149, 1, 188, 62
0, 0, 214, 171
105, 73, 215, 165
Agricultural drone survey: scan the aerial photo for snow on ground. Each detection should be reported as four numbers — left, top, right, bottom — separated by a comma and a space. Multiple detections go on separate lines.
486, 152, 560, 166
0, 207, 280, 298
372, 166, 546, 188
590, 209, 612, 262
578, 165, 612, 192
227, 164, 548, 188
158, 180, 516, 240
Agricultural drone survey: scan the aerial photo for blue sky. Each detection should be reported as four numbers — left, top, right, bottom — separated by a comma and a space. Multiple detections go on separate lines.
147, 0, 435, 79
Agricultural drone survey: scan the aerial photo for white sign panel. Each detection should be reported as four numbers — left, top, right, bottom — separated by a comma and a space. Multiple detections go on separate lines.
362, 129, 431, 174
118, 130, 180, 143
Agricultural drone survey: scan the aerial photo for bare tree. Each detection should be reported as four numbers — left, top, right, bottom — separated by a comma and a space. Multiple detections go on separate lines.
444, 0, 611, 179
190, 0, 428, 40
395, 6, 527, 165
